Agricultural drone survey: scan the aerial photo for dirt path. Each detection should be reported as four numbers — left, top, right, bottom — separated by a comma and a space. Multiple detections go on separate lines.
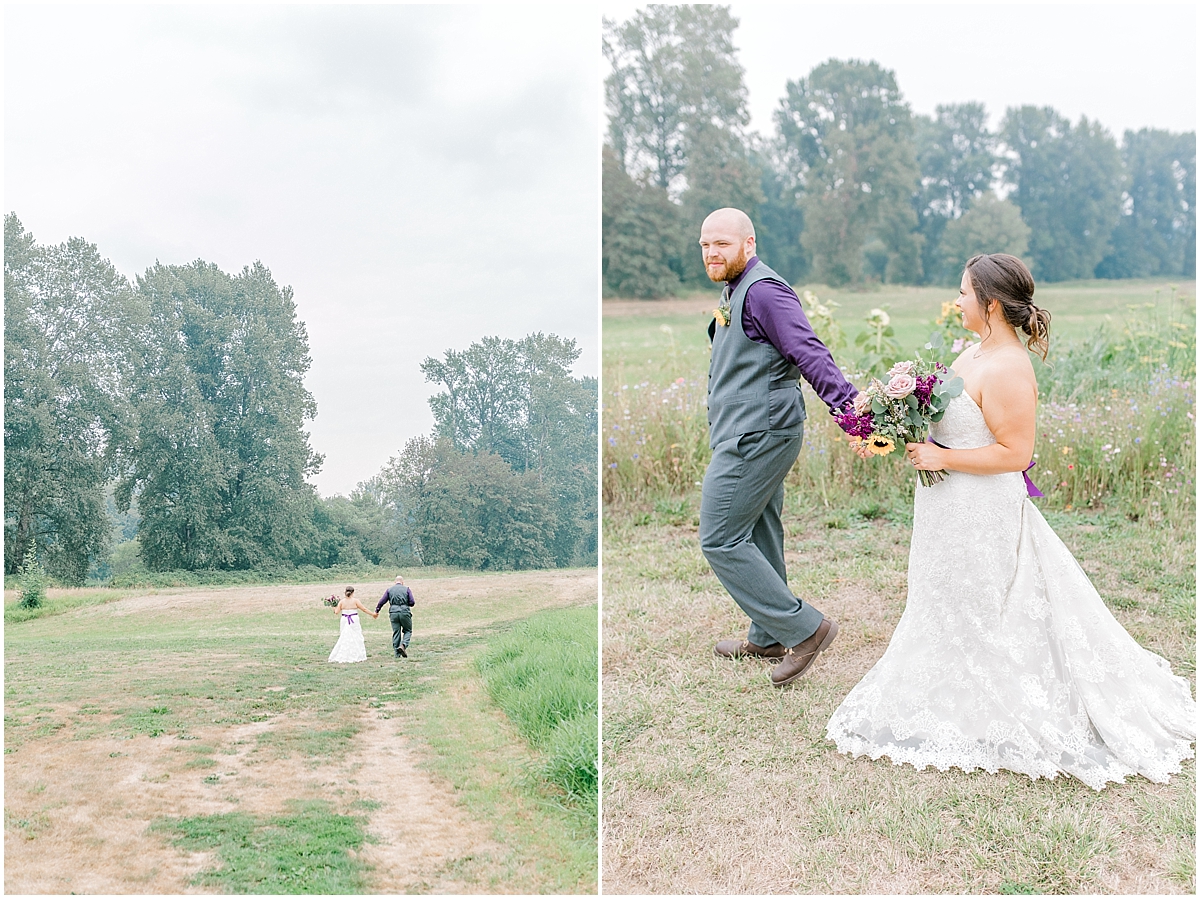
354, 706, 506, 893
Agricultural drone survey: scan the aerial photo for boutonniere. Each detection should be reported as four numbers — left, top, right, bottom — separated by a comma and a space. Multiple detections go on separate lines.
714, 299, 731, 327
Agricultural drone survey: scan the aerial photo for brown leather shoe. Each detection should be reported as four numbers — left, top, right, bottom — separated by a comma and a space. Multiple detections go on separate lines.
714, 639, 787, 660
770, 618, 838, 687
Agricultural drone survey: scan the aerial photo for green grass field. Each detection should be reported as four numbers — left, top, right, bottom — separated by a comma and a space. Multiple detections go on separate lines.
601, 278, 1196, 894
4, 570, 598, 894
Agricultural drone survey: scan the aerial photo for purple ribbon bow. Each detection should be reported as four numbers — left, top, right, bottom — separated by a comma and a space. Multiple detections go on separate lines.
928, 438, 1043, 498
1022, 460, 1044, 498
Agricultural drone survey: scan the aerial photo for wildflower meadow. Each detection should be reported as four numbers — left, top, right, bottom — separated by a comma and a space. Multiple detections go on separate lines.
603, 282, 1195, 524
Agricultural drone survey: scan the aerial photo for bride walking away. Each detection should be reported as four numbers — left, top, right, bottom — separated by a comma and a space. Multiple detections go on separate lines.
827, 253, 1196, 789
328, 586, 378, 664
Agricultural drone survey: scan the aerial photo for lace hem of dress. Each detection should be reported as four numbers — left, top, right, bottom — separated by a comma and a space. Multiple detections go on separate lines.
826, 727, 1196, 792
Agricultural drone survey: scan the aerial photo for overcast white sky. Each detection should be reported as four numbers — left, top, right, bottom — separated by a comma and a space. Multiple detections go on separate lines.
5, 5, 599, 498
604, 3, 1196, 137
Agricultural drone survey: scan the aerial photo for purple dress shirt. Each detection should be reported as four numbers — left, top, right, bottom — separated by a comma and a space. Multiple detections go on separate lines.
727, 256, 858, 422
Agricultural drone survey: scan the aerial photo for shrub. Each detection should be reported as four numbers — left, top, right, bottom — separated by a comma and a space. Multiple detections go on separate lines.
17, 546, 47, 609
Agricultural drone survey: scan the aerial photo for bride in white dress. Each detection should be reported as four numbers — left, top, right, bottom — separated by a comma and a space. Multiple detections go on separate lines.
328, 586, 378, 664
826, 253, 1195, 790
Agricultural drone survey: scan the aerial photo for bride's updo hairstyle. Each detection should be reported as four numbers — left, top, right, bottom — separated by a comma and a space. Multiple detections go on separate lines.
964, 253, 1051, 361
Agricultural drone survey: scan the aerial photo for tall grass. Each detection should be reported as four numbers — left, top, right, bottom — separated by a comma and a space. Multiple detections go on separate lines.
475, 605, 598, 815
603, 299, 1195, 523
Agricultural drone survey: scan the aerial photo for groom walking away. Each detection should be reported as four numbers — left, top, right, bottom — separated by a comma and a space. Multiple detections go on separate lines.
376, 576, 415, 658
700, 207, 860, 687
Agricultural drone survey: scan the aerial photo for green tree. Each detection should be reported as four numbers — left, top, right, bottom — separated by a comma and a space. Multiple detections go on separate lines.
123, 260, 322, 570
421, 333, 597, 567
301, 493, 400, 569
604, 4, 749, 194
753, 141, 808, 285
939, 193, 1031, 277
678, 126, 766, 284
382, 437, 558, 571
4, 214, 138, 582
602, 145, 688, 298
776, 59, 923, 286
913, 103, 999, 283
1002, 107, 1124, 281
1098, 129, 1196, 278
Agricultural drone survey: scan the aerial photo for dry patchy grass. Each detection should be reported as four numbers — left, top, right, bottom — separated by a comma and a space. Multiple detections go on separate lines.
5, 569, 598, 894
601, 507, 1195, 895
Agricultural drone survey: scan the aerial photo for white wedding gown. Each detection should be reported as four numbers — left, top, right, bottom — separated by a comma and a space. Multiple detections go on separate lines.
826, 393, 1196, 789
328, 611, 368, 663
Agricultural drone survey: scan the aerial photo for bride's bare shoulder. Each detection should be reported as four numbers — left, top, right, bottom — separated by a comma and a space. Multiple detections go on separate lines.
982, 347, 1037, 397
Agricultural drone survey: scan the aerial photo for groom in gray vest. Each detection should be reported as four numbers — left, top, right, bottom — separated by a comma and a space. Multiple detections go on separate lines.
700, 208, 859, 687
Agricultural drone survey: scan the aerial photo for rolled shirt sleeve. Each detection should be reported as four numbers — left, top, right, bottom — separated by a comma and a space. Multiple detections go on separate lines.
742, 276, 858, 420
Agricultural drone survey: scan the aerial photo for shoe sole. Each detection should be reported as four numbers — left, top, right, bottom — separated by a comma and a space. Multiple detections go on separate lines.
771, 619, 838, 688
713, 647, 786, 660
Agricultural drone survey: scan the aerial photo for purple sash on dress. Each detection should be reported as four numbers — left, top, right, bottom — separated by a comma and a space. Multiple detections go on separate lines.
928, 439, 1043, 497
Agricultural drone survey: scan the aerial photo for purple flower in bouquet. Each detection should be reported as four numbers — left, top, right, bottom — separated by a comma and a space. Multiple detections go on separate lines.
914, 374, 936, 407
834, 403, 875, 439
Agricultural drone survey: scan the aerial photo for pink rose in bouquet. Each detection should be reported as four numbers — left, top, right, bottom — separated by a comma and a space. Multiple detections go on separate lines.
884, 373, 917, 398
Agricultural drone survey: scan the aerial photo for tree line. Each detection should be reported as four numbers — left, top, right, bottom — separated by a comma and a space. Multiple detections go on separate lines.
603, 5, 1196, 297
4, 214, 596, 583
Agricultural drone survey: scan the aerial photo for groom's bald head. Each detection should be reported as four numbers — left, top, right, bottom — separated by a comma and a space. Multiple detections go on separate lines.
699, 208, 757, 282
702, 208, 755, 241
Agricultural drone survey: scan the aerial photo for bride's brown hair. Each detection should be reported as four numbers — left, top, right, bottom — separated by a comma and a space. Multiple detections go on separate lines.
964, 253, 1051, 361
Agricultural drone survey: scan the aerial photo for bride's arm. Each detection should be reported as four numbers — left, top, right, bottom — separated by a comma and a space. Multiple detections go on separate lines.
908, 361, 1037, 475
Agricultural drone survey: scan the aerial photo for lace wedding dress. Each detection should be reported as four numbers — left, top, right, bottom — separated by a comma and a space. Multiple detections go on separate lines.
328, 611, 368, 663
826, 393, 1195, 789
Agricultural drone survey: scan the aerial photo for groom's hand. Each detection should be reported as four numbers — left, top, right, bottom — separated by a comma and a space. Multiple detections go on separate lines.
846, 435, 871, 460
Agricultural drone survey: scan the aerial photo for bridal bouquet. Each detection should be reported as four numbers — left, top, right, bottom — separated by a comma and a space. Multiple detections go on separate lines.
322, 594, 339, 607
836, 357, 964, 487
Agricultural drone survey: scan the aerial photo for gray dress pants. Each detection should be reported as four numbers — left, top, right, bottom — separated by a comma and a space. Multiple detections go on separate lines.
700, 429, 825, 648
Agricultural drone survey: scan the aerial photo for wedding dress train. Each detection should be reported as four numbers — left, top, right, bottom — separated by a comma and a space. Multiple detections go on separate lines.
826, 393, 1195, 789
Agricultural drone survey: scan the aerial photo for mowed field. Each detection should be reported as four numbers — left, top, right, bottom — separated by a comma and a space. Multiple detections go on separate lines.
5, 570, 597, 894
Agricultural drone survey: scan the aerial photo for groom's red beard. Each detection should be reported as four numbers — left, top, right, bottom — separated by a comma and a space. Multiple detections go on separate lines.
706, 247, 749, 282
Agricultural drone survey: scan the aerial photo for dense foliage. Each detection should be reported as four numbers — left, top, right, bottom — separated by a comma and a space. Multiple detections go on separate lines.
602, 5, 1196, 295
5, 215, 597, 583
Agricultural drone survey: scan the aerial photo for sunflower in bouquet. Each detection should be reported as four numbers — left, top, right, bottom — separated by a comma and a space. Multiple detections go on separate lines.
836, 356, 964, 486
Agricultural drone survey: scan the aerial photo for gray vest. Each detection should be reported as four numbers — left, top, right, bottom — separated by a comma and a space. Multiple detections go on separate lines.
387, 585, 411, 611
706, 259, 806, 448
